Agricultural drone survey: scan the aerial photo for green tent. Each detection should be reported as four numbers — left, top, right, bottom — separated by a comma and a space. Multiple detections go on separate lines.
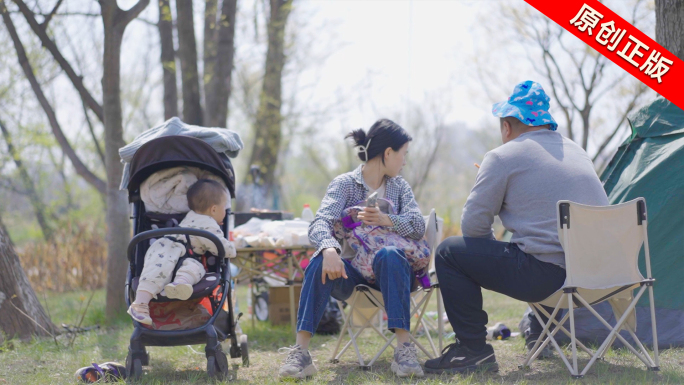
600, 97, 684, 347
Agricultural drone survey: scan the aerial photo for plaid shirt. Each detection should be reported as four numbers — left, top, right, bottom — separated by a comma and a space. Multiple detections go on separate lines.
308, 165, 426, 259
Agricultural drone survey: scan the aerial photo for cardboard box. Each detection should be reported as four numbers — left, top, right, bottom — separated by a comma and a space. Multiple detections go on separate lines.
268, 284, 302, 326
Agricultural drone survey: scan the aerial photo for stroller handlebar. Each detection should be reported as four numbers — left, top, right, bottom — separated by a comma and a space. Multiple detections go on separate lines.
127, 228, 226, 262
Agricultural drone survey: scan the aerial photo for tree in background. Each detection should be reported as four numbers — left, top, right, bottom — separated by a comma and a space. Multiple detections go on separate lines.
0, 118, 54, 241
157, 0, 178, 120
160, 0, 238, 126
474, 0, 653, 168
100, 0, 151, 318
175, 0, 202, 125
245, 0, 293, 201
655, 0, 683, 61
2, 0, 149, 318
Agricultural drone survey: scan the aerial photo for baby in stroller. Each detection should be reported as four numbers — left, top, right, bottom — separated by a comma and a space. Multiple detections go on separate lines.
128, 179, 237, 325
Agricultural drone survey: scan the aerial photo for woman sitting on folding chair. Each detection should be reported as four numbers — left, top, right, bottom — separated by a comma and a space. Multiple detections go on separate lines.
278, 119, 428, 379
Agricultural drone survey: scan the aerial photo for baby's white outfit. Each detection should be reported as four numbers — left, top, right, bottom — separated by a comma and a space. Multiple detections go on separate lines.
137, 210, 236, 296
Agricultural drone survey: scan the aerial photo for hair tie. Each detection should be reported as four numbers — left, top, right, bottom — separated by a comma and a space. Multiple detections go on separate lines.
358, 137, 373, 163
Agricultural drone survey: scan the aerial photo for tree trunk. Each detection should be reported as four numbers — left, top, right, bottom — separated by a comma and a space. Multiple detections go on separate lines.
0, 118, 54, 242
213, 0, 237, 127
99, 0, 149, 319
246, 0, 292, 191
203, 0, 218, 125
0, 211, 57, 340
158, 0, 178, 119
656, 0, 684, 61
176, 0, 203, 125
205, 0, 237, 127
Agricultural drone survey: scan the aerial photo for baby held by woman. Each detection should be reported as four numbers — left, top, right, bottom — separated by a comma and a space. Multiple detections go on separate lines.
127, 179, 236, 325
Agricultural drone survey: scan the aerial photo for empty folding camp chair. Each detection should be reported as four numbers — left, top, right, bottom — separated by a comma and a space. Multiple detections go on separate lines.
523, 198, 659, 378
330, 209, 443, 369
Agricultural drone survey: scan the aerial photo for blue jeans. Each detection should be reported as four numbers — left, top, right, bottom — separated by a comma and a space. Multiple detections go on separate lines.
296, 246, 413, 335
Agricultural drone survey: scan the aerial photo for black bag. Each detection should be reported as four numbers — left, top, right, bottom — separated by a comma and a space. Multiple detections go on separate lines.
316, 297, 344, 335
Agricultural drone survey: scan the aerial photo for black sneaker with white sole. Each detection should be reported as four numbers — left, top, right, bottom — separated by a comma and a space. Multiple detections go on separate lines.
424, 341, 498, 374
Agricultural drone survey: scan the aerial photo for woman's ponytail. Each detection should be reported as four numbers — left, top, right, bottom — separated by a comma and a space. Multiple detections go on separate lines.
345, 129, 367, 147
345, 119, 411, 163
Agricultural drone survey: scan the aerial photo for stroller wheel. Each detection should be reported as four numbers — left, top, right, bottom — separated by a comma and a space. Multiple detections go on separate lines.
125, 352, 143, 381
239, 334, 249, 367
254, 292, 269, 322
207, 349, 231, 380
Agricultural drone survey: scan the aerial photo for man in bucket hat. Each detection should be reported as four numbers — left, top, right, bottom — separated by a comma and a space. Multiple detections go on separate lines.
424, 81, 609, 374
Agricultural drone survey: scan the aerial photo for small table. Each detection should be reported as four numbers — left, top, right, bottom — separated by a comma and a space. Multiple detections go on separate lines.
232, 246, 315, 333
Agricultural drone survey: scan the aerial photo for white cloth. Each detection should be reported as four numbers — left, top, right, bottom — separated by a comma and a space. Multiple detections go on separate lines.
137, 211, 237, 296
119, 117, 244, 190
140, 166, 230, 214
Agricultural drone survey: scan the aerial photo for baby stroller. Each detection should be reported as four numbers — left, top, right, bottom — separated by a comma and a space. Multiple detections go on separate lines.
123, 136, 247, 380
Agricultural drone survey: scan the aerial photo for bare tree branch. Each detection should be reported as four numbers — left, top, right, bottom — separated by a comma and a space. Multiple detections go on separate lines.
133, 16, 156, 27
119, 0, 150, 27
592, 84, 647, 162
0, 116, 54, 241
412, 124, 445, 202
12, 0, 104, 122
40, 0, 63, 28
1, 3, 106, 194
81, 98, 105, 167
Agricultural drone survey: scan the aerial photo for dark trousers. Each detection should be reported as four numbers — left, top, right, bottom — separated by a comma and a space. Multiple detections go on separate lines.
435, 236, 566, 350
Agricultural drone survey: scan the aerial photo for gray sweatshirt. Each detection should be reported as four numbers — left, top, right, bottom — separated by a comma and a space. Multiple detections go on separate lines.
461, 129, 608, 268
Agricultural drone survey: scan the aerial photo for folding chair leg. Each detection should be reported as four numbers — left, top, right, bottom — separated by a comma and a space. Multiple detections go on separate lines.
576, 286, 650, 376
437, 287, 444, 352
331, 294, 356, 362
348, 316, 366, 367
626, 328, 656, 368
568, 292, 580, 377
529, 310, 573, 363
407, 333, 434, 358
599, 334, 616, 359
369, 333, 395, 367
527, 303, 582, 376
536, 305, 594, 357
648, 285, 660, 370
410, 290, 438, 357
573, 290, 654, 374
523, 297, 563, 367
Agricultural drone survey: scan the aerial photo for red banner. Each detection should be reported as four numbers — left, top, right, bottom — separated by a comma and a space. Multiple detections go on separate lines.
524, 0, 684, 111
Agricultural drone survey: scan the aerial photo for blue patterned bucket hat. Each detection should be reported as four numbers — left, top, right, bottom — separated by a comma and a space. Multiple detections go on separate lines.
492, 80, 558, 131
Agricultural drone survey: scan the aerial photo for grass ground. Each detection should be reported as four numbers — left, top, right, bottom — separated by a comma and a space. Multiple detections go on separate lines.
1, 287, 682, 384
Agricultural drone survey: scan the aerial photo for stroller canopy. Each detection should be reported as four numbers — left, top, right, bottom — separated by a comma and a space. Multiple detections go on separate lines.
126, 136, 235, 199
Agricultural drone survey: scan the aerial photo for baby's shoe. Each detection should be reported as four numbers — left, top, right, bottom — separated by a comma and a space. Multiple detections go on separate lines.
75, 362, 126, 382
164, 282, 193, 300
127, 303, 152, 325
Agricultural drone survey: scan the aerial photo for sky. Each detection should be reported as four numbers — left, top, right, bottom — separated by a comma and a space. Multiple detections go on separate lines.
3, 0, 655, 162
297, 0, 485, 128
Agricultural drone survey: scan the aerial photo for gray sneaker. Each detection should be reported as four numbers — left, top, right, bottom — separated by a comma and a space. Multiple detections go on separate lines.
391, 342, 425, 378
278, 345, 317, 379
